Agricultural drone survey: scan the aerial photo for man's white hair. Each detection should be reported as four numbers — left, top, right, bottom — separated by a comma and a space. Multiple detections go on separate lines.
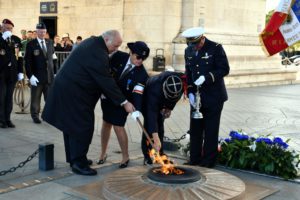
102, 30, 119, 45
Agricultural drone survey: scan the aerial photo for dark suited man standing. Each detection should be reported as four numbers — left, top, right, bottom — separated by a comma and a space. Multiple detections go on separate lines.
42, 30, 135, 176
25, 23, 54, 124
182, 27, 230, 168
0, 19, 24, 128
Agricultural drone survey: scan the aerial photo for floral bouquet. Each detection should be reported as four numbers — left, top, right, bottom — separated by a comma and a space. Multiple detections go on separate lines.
218, 130, 300, 180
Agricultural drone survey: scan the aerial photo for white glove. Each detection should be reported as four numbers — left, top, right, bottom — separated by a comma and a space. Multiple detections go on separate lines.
100, 94, 106, 99
2, 31, 12, 40
194, 75, 205, 86
131, 111, 140, 121
188, 93, 196, 108
30, 75, 39, 86
17, 73, 24, 81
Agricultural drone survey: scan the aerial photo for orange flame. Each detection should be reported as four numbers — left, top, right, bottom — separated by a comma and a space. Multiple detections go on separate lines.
149, 149, 184, 175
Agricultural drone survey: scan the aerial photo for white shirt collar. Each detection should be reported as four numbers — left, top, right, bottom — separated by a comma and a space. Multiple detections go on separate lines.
125, 58, 135, 68
37, 37, 45, 44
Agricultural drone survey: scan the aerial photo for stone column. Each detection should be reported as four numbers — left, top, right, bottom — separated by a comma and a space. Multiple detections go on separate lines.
122, 0, 182, 70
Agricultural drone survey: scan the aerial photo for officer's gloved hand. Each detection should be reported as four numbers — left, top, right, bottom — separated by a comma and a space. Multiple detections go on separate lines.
30, 75, 39, 86
188, 93, 196, 108
194, 75, 205, 86
131, 111, 141, 121
17, 73, 24, 81
2, 31, 12, 40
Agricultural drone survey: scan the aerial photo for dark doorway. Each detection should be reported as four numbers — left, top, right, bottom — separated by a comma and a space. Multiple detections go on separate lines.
39, 16, 57, 39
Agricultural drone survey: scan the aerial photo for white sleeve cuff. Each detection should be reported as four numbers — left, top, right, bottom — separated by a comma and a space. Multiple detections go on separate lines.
120, 100, 128, 106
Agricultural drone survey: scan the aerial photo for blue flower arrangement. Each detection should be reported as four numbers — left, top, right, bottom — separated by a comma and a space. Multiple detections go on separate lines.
218, 130, 300, 180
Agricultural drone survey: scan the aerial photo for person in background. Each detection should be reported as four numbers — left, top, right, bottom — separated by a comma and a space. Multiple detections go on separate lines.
42, 30, 135, 176
0, 19, 24, 128
98, 41, 149, 168
182, 27, 230, 168
141, 71, 184, 165
72, 36, 83, 50
32, 31, 37, 39
53, 35, 62, 51
61, 33, 73, 51
20, 29, 27, 41
21, 30, 33, 52
52, 35, 62, 74
25, 22, 55, 124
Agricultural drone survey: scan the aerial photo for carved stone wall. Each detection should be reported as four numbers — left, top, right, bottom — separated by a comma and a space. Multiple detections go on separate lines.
1, 0, 298, 86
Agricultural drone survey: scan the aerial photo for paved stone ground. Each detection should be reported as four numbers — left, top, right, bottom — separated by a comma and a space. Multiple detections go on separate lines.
0, 84, 300, 199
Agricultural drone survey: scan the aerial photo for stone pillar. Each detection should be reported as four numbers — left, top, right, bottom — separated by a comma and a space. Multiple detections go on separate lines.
122, 0, 182, 69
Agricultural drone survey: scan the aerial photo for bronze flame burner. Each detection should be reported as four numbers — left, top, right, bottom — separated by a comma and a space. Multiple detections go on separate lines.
147, 166, 201, 184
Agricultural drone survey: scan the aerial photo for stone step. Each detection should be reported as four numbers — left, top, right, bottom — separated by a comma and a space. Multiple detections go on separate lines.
225, 67, 299, 88
148, 66, 300, 88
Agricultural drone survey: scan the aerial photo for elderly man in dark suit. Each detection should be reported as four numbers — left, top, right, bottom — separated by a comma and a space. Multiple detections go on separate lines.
25, 23, 55, 124
98, 41, 149, 168
0, 19, 23, 128
182, 27, 230, 168
42, 30, 135, 176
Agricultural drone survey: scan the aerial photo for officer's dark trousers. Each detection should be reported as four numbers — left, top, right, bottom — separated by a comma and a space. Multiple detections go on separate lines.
141, 113, 164, 159
63, 132, 91, 167
30, 83, 49, 120
0, 76, 16, 123
189, 103, 223, 165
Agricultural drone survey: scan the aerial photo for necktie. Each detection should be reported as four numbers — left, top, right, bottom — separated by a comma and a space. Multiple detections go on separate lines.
120, 64, 133, 80
41, 40, 47, 56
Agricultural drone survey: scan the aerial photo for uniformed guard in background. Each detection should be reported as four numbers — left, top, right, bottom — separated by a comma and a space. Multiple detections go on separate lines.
25, 22, 55, 124
98, 41, 149, 168
182, 27, 230, 168
0, 19, 24, 128
141, 71, 184, 165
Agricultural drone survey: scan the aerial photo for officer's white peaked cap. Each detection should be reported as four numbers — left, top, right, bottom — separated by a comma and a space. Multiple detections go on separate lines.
181, 27, 205, 38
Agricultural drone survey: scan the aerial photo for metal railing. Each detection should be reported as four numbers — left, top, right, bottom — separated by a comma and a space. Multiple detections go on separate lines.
19, 51, 71, 74
53, 51, 71, 73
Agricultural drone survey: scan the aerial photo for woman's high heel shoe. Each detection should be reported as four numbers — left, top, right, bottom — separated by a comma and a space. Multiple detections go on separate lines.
96, 154, 107, 165
119, 159, 130, 168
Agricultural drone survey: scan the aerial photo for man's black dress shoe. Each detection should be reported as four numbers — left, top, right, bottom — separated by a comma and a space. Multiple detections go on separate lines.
71, 163, 97, 176
69, 159, 93, 167
96, 154, 107, 165
87, 159, 93, 165
199, 162, 216, 168
33, 118, 42, 124
6, 121, 15, 128
143, 158, 153, 166
119, 159, 129, 168
0, 122, 8, 128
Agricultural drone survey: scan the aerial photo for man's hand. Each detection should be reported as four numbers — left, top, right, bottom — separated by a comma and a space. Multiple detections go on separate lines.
17, 73, 24, 81
123, 101, 135, 113
152, 133, 161, 152
161, 108, 171, 118
194, 75, 205, 86
29, 75, 39, 86
131, 111, 140, 121
188, 93, 196, 108
2, 31, 12, 40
